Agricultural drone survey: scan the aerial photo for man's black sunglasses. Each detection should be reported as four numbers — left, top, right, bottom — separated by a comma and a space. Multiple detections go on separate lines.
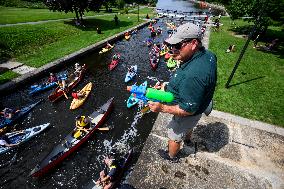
167, 39, 193, 50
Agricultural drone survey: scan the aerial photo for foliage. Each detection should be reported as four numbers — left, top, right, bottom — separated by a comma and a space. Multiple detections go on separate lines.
0, 0, 46, 8
116, 0, 125, 9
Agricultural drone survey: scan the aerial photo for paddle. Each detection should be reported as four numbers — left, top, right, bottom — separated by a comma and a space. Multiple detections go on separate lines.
62, 90, 68, 99
97, 127, 110, 131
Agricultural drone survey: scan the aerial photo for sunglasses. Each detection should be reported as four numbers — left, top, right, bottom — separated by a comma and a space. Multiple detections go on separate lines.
169, 39, 193, 50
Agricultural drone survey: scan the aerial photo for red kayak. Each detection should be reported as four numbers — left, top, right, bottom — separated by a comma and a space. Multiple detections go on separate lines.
30, 98, 114, 177
48, 64, 86, 102
108, 54, 121, 71
149, 52, 160, 71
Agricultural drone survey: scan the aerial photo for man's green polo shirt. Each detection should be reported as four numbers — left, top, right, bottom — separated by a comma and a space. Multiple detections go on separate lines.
166, 47, 217, 115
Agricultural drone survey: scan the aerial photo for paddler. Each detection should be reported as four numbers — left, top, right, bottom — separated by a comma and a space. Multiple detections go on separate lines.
0, 130, 23, 147
0, 108, 20, 119
95, 156, 119, 189
74, 63, 82, 77
46, 72, 58, 84
75, 116, 91, 132
71, 90, 86, 99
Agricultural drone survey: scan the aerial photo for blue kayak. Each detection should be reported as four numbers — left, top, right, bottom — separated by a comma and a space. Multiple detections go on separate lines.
0, 123, 50, 155
126, 81, 147, 108
29, 74, 67, 95
124, 65, 137, 83
0, 100, 43, 131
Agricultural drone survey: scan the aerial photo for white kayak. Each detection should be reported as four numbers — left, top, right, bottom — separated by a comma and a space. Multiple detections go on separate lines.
0, 123, 51, 155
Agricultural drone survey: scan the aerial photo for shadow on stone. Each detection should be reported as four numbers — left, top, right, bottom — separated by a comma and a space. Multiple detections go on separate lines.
192, 122, 229, 152
119, 183, 137, 189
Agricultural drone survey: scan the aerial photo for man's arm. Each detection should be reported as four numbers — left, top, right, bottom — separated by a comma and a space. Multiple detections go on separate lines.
148, 102, 193, 117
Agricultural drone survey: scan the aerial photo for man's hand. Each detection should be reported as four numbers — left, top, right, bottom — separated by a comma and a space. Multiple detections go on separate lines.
148, 101, 163, 112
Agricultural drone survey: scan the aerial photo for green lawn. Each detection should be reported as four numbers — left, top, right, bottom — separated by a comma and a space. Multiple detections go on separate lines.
209, 17, 284, 126
0, 6, 127, 24
0, 70, 19, 84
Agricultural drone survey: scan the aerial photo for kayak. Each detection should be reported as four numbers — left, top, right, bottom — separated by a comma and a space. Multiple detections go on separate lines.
91, 149, 133, 189
29, 74, 67, 95
108, 54, 121, 71
30, 98, 114, 177
167, 57, 177, 68
149, 52, 160, 70
99, 45, 114, 54
70, 82, 93, 110
0, 123, 51, 155
48, 64, 86, 102
124, 65, 137, 83
126, 94, 139, 108
125, 35, 131, 40
127, 81, 147, 108
0, 100, 43, 134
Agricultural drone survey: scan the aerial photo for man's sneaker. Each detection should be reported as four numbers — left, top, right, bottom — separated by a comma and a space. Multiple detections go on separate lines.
158, 149, 179, 163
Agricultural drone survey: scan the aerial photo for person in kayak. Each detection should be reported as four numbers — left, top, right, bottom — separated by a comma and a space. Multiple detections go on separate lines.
71, 90, 86, 99
75, 116, 91, 132
112, 54, 119, 60
74, 63, 82, 77
127, 66, 135, 74
0, 108, 20, 119
105, 42, 113, 49
0, 130, 23, 147
57, 78, 66, 91
95, 156, 119, 189
46, 73, 58, 84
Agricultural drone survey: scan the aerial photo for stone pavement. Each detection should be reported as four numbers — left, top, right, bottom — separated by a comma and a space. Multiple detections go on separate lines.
0, 61, 36, 75
127, 111, 284, 189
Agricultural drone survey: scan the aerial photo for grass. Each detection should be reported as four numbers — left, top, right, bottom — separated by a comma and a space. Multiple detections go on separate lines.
0, 7, 154, 83
209, 17, 284, 127
0, 70, 19, 84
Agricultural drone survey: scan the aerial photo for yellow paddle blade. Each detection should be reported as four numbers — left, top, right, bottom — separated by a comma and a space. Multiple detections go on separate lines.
73, 130, 82, 138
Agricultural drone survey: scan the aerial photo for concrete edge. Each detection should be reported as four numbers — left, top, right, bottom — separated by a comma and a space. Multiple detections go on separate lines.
0, 21, 151, 95
210, 110, 284, 136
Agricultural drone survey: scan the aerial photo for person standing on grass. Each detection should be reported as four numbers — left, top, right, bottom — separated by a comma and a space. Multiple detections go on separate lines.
114, 15, 119, 26
148, 22, 217, 162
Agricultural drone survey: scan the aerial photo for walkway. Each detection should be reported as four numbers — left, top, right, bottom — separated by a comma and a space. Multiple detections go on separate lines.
126, 19, 284, 189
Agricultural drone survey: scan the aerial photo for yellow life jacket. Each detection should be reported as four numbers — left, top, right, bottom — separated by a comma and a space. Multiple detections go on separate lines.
76, 116, 88, 127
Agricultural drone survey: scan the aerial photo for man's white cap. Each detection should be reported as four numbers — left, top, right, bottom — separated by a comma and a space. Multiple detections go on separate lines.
165, 22, 202, 44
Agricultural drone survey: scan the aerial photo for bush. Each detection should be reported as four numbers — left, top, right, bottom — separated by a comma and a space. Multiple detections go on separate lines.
0, 0, 46, 8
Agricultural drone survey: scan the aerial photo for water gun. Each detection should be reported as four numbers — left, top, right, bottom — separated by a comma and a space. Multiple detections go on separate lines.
127, 85, 174, 103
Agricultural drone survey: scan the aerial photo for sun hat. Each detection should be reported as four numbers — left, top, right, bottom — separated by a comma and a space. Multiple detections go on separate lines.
165, 22, 202, 45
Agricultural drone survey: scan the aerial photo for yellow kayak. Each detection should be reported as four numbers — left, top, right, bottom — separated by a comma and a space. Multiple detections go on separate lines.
125, 35, 131, 40
99, 45, 114, 54
70, 82, 92, 110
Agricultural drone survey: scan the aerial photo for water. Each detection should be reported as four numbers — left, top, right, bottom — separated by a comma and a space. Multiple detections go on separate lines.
0, 2, 206, 188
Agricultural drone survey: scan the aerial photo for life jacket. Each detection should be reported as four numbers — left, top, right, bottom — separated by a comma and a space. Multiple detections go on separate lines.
72, 92, 79, 99
76, 116, 88, 127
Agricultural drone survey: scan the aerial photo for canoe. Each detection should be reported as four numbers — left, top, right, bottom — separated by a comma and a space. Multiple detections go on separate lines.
70, 82, 93, 110
108, 54, 121, 71
160, 49, 168, 57
0, 100, 43, 134
29, 74, 67, 95
125, 35, 131, 40
30, 98, 114, 177
99, 45, 114, 54
0, 123, 51, 155
167, 57, 177, 68
149, 52, 160, 71
124, 65, 137, 83
91, 149, 133, 189
48, 64, 86, 102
